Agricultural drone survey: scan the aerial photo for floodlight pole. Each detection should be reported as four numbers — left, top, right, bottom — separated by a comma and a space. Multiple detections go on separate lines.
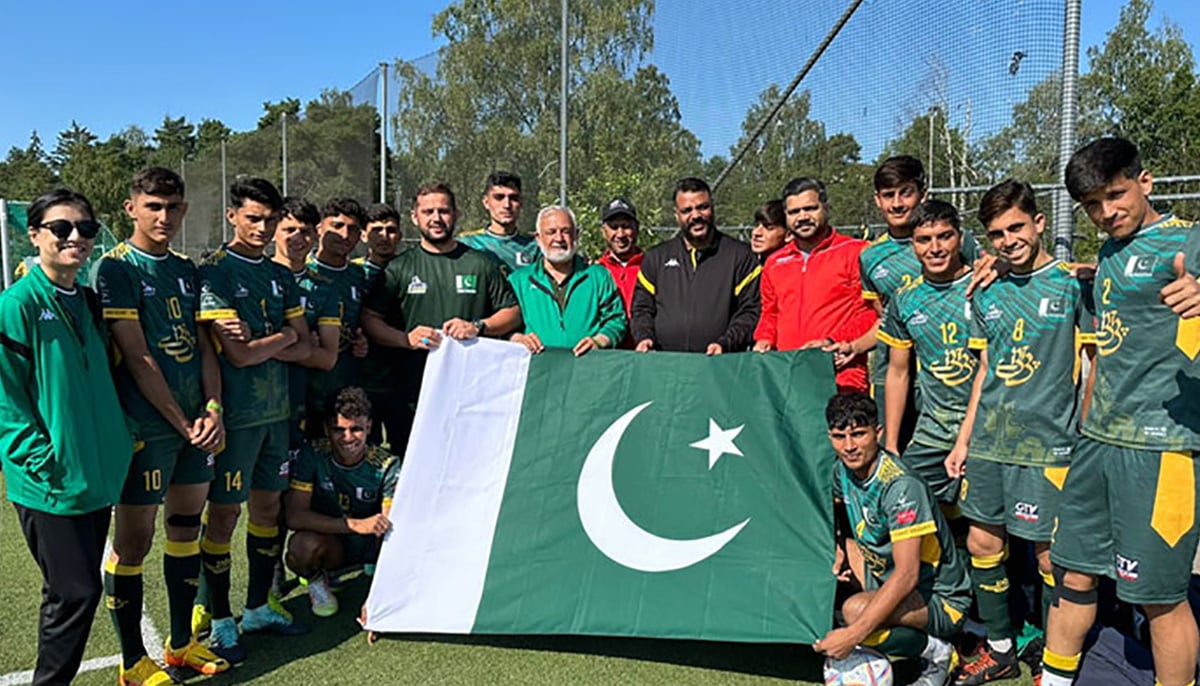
0, 198, 10, 290
281, 112, 289, 196
1053, 0, 1082, 261
380, 62, 389, 204
559, 0, 568, 206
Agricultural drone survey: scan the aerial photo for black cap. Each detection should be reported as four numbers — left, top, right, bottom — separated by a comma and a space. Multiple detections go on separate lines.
601, 198, 638, 223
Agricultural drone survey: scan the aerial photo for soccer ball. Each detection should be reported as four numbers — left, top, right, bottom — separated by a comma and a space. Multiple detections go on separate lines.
823, 646, 893, 686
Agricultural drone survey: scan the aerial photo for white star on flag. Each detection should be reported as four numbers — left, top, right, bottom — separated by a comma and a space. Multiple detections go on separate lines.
690, 419, 745, 469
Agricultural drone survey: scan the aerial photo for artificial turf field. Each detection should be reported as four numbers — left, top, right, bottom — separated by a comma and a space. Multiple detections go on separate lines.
0, 474, 1036, 685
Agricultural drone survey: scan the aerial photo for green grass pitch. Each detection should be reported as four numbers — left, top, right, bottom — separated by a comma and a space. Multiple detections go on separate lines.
0, 474, 1035, 685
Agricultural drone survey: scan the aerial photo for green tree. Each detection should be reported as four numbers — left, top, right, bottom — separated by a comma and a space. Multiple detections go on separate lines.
50, 121, 98, 171
391, 0, 699, 252
0, 132, 58, 200
152, 115, 196, 167
258, 98, 301, 130
719, 87, 871, 233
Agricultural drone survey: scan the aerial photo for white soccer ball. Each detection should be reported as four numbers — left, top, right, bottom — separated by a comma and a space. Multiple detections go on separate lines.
823, 646, 894, 686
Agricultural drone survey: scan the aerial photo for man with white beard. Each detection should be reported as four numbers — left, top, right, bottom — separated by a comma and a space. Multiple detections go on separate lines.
508, 206, 627, 356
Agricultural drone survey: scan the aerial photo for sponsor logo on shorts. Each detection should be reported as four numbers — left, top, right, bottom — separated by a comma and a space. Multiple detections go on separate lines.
205, 453, 215, 468
1116, 554, 1140, 582
1014, 502, 1039, 522
278, 461, 289, 477
896, 508, 917, 525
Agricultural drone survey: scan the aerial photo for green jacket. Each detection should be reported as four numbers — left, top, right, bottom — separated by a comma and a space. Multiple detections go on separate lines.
508, 257, 627, 348
0, 264, 133, 514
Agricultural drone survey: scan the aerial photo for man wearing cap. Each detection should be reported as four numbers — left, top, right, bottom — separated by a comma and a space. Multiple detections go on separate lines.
631, 177, 761, 354
595, 198, 642, 349
508, 206, 626, 356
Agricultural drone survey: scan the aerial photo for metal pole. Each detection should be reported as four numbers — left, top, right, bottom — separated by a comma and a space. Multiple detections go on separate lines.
281, 112, 289, 196
0, 198, 10, 290
221, 138, 228, 243
380, 62, 389, 203
180, 157, 187, 254
559, 0, 569, 206
1053, 0, 1082, 261
713, 0, 864, 192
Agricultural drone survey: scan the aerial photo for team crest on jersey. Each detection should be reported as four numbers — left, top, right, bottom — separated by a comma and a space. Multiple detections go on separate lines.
319, 478, 335, 492
860, 506, 880, 528
355, 487, 376, 501
407, 276, 428, 294
910, 310, 928, 325
350, 285, 361, 301
141, 281, 156, 297
1038, 297, 1068, 319
984, 303, 1004, 321
1124, 255, 1157, 278
515, 252, 534, 266
234, 284, 249, 298
178, 278, 195, 297
270, 280, 282, 297
1116, 554, 1140, 581
456, 274, 478, 294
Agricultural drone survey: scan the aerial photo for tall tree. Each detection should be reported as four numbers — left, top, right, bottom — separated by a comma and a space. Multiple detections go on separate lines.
50, 121, 98, 171
153, 115, 196, 166
258, 98, 301, 130
0, 131, 58, 200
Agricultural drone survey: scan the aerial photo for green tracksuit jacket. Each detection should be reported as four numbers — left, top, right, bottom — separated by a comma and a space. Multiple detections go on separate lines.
508, 257, 627, 348
0, 264, 133, 514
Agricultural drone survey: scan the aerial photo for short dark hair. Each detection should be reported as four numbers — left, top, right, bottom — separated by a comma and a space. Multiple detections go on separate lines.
978, 179, 1039, 228
328, 386, 372, 423
673, 177, 711, 201
753, 199, 785, 227
782, 177, 828, 204
322, 197, 366, 226
366, 203, 400, 225
280, 196, 319, 227
229, 177, 282, 212
911, 199, 960, 231
1065, 137, 1143, 201
27, 188, 95, 229
132, 167, 185, 198
413, 181, 457, 211
874, 155, 926, 192
485, 171, 521, 194
825, 392, 879, 430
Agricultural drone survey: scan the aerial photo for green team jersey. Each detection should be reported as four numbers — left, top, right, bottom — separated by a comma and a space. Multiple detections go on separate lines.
308, 259, 367, 413
834, 452, 972, 601
199, 246, 305, 430
287, 266, 342, 421
94, 243, 204, 442
878, 271, 977, 449
289, 439, 399, 519
967, 260, 1097, 466
458, 228, 541, 272
1084, 214, 1200, 450
363, 243, 518, 400
355, 256, 387, 283
354, 257, 389, 393
860, 230, 980, 389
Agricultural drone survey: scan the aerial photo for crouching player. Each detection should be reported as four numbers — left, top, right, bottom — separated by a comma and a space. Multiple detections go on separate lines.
285, 387, 399, 617
818, 393, 971, 686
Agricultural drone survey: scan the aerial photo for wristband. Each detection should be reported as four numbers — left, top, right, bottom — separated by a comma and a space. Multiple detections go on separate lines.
205, 400, 223, 415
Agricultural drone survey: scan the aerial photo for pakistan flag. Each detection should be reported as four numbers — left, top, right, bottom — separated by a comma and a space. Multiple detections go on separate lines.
365, 338, 837, 643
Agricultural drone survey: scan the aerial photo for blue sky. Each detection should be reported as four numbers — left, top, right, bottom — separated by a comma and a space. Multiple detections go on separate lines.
1, 0, 1197, 162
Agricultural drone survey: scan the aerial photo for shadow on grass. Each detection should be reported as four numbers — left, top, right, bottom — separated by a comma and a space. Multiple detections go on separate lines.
195, 578, 370, 685
376, 631, 828, 681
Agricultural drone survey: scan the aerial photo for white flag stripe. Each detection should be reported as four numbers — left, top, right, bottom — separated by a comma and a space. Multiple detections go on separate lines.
366, 338, 531, 633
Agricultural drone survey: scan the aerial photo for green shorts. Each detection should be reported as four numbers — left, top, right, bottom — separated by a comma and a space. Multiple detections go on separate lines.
959, 458, 1068, 542
1051, 436, 1200, 604
925, 592, 969, 639
901, 442, 960, 505
337, 533, 379, 567
210, 421, 291, 504
121, 435, 214, 506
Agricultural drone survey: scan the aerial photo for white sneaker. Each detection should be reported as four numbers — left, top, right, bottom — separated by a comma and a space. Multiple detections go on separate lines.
308, 574, 339, 617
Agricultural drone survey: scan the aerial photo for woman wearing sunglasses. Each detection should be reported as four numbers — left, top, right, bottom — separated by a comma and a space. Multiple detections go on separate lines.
0, 189, 135, 685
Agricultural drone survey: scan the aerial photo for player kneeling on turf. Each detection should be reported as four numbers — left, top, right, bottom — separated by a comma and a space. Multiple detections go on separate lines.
817, 393, 971, 686
285, 387, 399, 617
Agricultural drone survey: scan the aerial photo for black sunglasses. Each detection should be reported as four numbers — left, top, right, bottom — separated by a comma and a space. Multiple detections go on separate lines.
39, 219, 102, 240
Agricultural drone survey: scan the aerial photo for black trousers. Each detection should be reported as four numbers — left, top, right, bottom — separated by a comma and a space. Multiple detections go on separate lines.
15, 503, 110, 686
